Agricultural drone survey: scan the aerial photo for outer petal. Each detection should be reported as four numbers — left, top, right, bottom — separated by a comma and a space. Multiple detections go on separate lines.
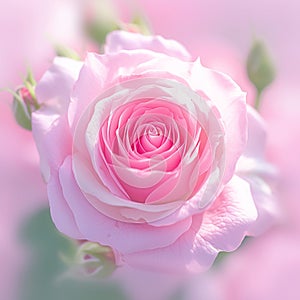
243, 106, 268, 158
124, 176, 257, 272
32, 57, 83, 181
105, 30, 191, 61
47, 173, 83, 239
190, 61, 247, 184
236, 106, 278, 235
69, 51, 192, 130
59, 156, 193, 254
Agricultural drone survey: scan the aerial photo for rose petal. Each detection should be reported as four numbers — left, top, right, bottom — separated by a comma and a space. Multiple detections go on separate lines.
47, 172, 83, 239
190, 60, 247, 184
105, 30, 191, 61
243, 105, 267, 158
124, 176, 257, 272
59, 155, 193, 254
32, 57, 82, 181
236, 106, 278, 235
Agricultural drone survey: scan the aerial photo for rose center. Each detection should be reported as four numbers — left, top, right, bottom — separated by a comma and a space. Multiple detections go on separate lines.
132, 123, 174, 155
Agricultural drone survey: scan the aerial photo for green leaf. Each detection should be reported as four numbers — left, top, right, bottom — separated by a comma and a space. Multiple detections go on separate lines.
19, 207, 128, 300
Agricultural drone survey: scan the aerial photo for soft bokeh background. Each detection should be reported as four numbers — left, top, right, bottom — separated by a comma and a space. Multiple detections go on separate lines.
1, 0, 299, 299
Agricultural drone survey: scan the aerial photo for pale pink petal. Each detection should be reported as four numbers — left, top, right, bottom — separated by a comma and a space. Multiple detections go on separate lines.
68, 53, 107, 130
124, 176, 257, 272
35, 57, 83, 110
32, 57, 82, 181
190, 61, 247, 183
236, 106, 278, 235
32, 113, 72, 182
59, 156, 193, 254
105, 30, 191, 61
244, 176, 278, 236
243, 105, 267, 158
198, 176, 257, 250
47, 173, 83, 239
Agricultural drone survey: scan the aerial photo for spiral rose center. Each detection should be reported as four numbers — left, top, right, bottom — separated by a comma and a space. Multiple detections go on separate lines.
133, 124, 173, 155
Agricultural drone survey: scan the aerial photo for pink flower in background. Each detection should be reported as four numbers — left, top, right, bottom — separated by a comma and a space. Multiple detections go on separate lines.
32, 30, 275, 272
215, 228, 300, 300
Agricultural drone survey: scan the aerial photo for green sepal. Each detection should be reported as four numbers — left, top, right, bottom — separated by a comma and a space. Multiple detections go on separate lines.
6, 69, 40, 130
55, 45, 81, 61
25, 69, 36, 86
79, 241, 112, 259
130, 14, 152, 35
77, 242, 116, 278
12, 89, 32, 130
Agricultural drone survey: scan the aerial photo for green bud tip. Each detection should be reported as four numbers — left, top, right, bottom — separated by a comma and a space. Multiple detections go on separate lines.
246, 39, 276, 109
76, 242, 116, 278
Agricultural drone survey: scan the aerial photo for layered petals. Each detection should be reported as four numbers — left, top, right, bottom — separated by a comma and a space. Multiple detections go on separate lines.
124, 176, 257, 272
59, 156, 193, 254
31, 31, 275, 273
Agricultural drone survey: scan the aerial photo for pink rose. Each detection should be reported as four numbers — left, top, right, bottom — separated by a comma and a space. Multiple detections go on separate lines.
32, 30, 275, 272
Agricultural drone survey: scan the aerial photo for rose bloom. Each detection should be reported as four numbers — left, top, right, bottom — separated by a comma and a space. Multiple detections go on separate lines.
32, 30, 276, 273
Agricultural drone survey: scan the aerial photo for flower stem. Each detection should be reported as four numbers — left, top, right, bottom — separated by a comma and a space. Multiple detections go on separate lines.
254, 89, 262, 111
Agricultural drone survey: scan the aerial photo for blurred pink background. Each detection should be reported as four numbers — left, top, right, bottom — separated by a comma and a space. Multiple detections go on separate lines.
0, 0, 299, 299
